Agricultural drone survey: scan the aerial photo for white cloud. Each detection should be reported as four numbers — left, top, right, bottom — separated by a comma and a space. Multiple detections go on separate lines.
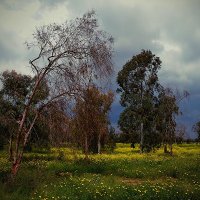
0, 0, 70, 75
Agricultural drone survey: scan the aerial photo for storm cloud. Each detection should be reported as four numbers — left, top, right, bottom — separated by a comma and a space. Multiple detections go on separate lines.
0, 0, 200, 138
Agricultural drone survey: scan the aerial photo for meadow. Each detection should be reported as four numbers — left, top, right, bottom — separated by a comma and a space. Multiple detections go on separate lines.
0, 143, 200, 200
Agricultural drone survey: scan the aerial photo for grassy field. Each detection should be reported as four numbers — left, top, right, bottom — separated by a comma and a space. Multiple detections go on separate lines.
0, 143, 200, 200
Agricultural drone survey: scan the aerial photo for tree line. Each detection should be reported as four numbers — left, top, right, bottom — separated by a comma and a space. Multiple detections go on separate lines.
0, 11, 199, 177
117, 50, 190, 154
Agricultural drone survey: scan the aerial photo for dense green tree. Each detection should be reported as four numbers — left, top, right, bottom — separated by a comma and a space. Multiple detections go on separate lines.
118, 107, 140, 143
0, 70, 49, 155
117, 50, 162, 152
0, 71, 32, 155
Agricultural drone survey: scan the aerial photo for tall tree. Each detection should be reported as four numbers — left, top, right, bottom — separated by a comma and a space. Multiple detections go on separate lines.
157, 88, 179, 154
157, 88, 189, 154
5, 10, 113, 175
117, 50, 162, 152
72, 86, 113, 157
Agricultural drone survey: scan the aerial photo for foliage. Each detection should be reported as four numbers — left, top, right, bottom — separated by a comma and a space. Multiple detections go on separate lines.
157, 88, 179, 153
0, 143, 199, 199
72, 86, 114, 154
117, 50, 163, 152
158, 88, 189, 154
0, 70, 50, 151
0, 71, 32, 149
0, 70, 32, 103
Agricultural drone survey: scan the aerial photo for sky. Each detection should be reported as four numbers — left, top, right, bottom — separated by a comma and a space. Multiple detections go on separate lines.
0, 0, 200, 138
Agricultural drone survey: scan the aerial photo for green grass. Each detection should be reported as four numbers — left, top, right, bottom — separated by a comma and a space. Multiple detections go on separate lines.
0, 143, 200, 199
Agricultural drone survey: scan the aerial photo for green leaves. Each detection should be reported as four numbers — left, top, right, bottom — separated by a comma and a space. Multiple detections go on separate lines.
117, 50, 163, 151
0, 70, 50, 107
1, 70, 32, 103
0, 70, 51, 150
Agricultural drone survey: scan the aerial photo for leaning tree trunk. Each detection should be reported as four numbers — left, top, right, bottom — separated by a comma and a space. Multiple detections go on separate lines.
8, 134, 13, 161
11, 108, 29, 176
11, 112, 39, 176
10, 76, 43, 176
11, 155, 22, 176
14, 106, 29, 160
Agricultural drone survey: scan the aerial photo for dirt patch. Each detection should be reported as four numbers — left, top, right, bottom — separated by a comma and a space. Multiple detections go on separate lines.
120, 178, 144, 185
120, 177, 177, 185
56, 172, 73, 177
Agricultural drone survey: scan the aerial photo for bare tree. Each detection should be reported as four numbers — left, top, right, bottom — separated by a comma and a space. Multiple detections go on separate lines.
10, 10, 114, 175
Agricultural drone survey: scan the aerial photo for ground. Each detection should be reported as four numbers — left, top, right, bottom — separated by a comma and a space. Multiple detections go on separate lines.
0, 143, 200, 200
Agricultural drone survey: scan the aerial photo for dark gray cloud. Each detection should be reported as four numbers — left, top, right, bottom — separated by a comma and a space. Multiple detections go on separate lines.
0, 0, 200, 138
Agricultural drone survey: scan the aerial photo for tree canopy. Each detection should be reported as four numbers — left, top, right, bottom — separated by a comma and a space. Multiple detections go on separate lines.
72, 85, 113, 155
117, 50, 163, 152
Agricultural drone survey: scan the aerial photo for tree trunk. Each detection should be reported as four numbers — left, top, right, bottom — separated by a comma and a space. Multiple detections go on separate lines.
164, 143, 168, 153
14, 76, 42, 161
8, 134, 13, 161
11, 155, 22, 176
84, 134, 89, 159
11, 112, 39, 176
140, 82, 144, 154
15, 106, 29, 159
97, 134, 101, 154
169, 143, 173, 156
140, 122, 144, 153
